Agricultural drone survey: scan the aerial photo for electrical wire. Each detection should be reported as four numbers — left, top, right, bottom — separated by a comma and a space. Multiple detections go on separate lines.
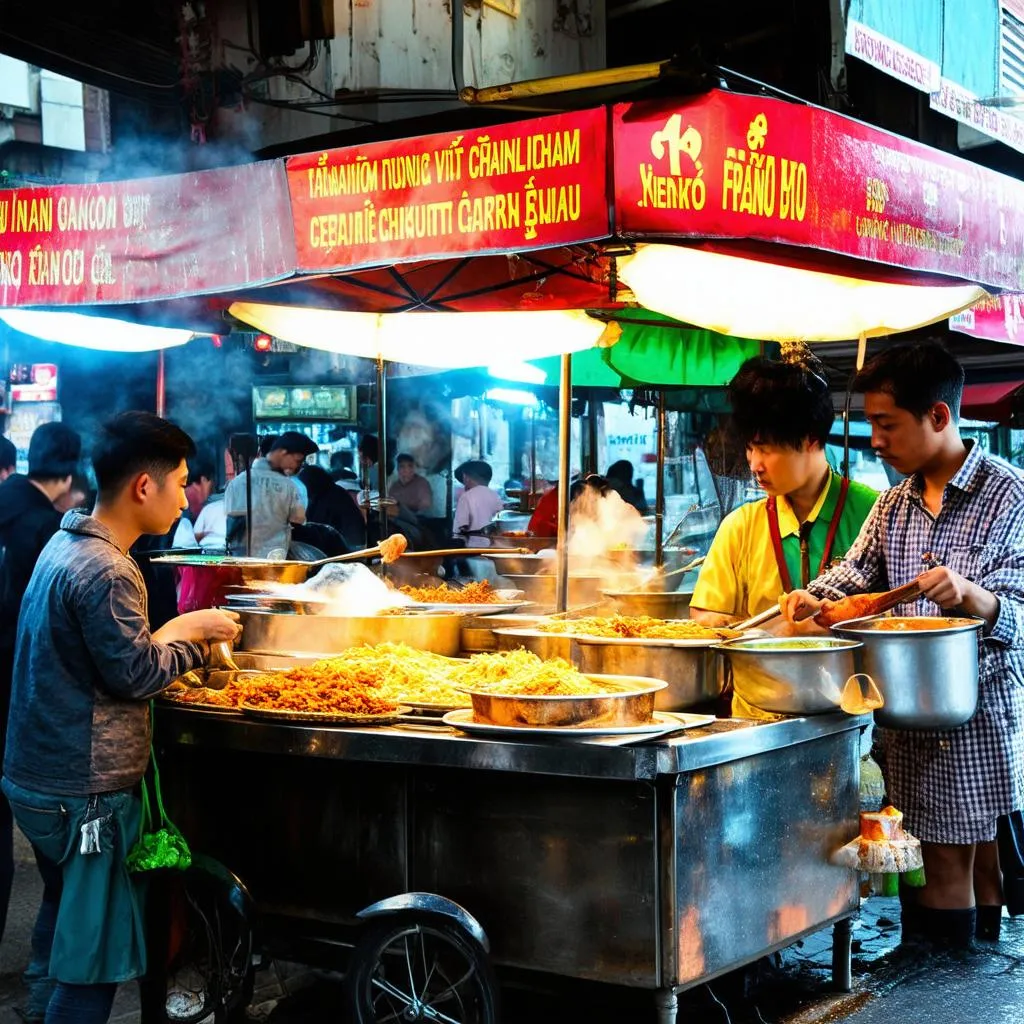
244, 94, 380, 124
705, 984, 733, 1024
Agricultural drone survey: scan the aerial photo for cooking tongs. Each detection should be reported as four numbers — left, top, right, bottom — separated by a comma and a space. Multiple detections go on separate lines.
176, 640, 252, 691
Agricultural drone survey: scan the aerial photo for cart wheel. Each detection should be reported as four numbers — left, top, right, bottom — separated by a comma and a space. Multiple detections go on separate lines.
346, 917, 499, 1024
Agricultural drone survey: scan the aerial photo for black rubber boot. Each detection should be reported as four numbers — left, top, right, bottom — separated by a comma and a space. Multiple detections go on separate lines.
917, 907, 977, 950
899, 888, 926, 945
976, 904, 1002, 942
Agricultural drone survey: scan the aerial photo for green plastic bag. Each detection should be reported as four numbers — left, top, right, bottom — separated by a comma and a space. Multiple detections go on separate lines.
125, 719, 192, 874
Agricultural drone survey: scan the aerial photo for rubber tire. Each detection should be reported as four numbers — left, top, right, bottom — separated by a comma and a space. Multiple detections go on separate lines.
346, 916, 499, 1024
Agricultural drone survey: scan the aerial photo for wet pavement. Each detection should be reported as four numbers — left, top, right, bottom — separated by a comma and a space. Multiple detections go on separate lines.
2, 829, 1022, 1023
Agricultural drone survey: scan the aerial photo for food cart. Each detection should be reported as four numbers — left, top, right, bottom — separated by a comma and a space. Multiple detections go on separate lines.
155, 701, 865, 1024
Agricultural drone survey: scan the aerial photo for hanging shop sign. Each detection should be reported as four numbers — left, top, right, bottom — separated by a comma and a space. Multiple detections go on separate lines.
950, 294, 1024, 347
287, 108, 610, 273
0, 162, 296, 307
613, 90, 1024, 292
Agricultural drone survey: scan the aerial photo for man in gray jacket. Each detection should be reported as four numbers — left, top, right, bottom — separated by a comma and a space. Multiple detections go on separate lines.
2, 412, 240, 1024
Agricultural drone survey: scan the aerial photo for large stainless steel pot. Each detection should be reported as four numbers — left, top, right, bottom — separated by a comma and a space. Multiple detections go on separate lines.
461, 614, 547, 653
232, 608, 464, 656
489, 534, 557, 552
718, 637, 862, 715
574, 636, 721, 711
602, 591, 693, 618
463, 674, 667, 727
831, 616, 982, 729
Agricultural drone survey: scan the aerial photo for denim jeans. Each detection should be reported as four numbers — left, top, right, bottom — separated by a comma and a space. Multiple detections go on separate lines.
44, 982, 117, 1024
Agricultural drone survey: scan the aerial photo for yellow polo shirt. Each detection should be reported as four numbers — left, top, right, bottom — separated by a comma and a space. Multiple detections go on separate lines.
692, 473, 877, 619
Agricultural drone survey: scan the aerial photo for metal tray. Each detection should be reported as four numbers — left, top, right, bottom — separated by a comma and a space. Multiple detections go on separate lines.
158, 696, 241, 714
240, 703, 412, 726
441, 709, 712, 739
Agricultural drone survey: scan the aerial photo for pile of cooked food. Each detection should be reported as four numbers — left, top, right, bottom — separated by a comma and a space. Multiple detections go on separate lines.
537, 615, 739, 641
398, 580, 505, 604
162, 644, 616, 713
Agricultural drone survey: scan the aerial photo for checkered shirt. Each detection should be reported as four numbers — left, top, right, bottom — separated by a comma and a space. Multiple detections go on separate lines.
810, 442, 1024, 844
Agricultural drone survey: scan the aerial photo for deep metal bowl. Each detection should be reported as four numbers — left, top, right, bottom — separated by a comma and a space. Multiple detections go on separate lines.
831, 616, 983, 729
462, 674, 668, 727
602, 591, 694, 618
718, 637, 863, 715
232, 608, 464, 656
498, 574, 611, 612
489, 534, 557, 553
574, 636, 721, 710
481, 552, 550, 575
461, 614, 547, 653
492, 627, 577, 662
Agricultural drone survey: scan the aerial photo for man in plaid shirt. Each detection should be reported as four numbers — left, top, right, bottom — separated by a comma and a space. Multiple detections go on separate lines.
784, 344, 1024, 949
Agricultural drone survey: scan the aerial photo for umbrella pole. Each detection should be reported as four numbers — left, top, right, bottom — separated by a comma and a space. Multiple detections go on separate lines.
555, 353, 572, 614
156, 349, 166, 418
655, 391, 666, 570
376, 356, 389, 543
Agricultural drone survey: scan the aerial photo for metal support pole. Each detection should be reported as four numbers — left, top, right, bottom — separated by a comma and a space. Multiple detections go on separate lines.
655, 392, 666, 570
832, 917, 853, 992
529, 407, 537, 507
586, 389, 599, 475
376, 356, 388, 542
156, 349, 166, 418
653, 987, 678, 1024
555, 353, 572, 614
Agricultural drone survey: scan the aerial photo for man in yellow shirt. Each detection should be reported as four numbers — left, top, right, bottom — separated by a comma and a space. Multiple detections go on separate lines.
692, 355, 877, 676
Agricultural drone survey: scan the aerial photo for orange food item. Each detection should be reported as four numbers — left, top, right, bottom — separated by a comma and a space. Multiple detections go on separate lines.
872, 617, 974, 631
814, 593, 888, 627
379, 534, 408, 564
399, 580, 502, 604
860, 806, 906, 841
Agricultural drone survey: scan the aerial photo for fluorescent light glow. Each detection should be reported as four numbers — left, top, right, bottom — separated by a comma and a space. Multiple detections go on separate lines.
487, 361, 547, 385
228, 304, 617, 369
0, 310, 193, 352
485, 387, 539, 407
618, 244, 988, 342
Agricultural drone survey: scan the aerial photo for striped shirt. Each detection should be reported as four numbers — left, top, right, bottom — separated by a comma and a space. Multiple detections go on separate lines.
810, 441, 1024, 843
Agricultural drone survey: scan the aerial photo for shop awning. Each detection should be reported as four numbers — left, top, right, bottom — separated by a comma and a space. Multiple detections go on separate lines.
950, 295, 1024, 347
960, 381, 1024, 424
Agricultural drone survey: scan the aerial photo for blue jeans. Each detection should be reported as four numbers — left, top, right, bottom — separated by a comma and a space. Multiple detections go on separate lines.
45, 983, 117, 1024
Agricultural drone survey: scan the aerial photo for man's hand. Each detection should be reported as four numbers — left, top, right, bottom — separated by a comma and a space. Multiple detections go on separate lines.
154, 609, 242, 646
918, 567, 1000, 625
781, 590, 823, 624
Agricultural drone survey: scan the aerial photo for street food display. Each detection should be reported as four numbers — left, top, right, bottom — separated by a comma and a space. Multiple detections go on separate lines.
457, 650, 607, 696
537, 615, 739, 641
399, 580, 504, 604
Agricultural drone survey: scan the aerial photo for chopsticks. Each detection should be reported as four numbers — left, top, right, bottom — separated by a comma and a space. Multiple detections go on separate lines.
399, 547, 531, 558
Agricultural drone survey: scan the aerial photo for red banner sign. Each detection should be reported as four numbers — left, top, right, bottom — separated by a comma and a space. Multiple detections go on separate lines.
0, 162, 295, 307
950, 294, 1024, 347
287, 109, 609, 273
614, 91, 1024, 292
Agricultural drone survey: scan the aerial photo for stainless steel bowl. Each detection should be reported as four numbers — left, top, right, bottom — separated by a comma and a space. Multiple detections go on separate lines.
498, 574, 610, 612
232, 608, 464, 656
481, 552, 550, 575
718, 637, 863, 715
575, 636, 721, 710
492, 627, 577, 662
602, 591, 693, 618
489, 534, 557, 553
463, 674, 668, 727
461, 614, 547, 653
831, 616, 982, 729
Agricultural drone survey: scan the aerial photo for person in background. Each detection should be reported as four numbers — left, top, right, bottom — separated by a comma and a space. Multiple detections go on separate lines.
2, 411, 240, 1024
452, 461, 503, 545
0, 437, 15, 482
605, 460, 648, 514
53, 474, 91, 515
783, 344, 1024, 949
526, 478, 559, 538
0, 422, 81, 958
224, 432, 316, 559
296, 464, 362, 553
329, 450, 358, 484
358, 434, 380, 491
388, 453, 432, 514
183, 460, 215, 522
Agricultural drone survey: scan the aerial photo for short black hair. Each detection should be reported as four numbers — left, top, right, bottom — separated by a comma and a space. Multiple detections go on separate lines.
727, 356, 834, 449
92, 412, 195, 500
358, 434, 379, 462
187, 459, 216, 487
606, 460, 634, 482
28, 422, 81, 481
258, 434, 278, 457
396, 453, 415, 466
0, 436, 17, 471
854, 343, 964, 420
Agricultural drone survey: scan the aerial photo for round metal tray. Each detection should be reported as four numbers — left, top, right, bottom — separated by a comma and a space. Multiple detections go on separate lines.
240, 703, 412, 725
